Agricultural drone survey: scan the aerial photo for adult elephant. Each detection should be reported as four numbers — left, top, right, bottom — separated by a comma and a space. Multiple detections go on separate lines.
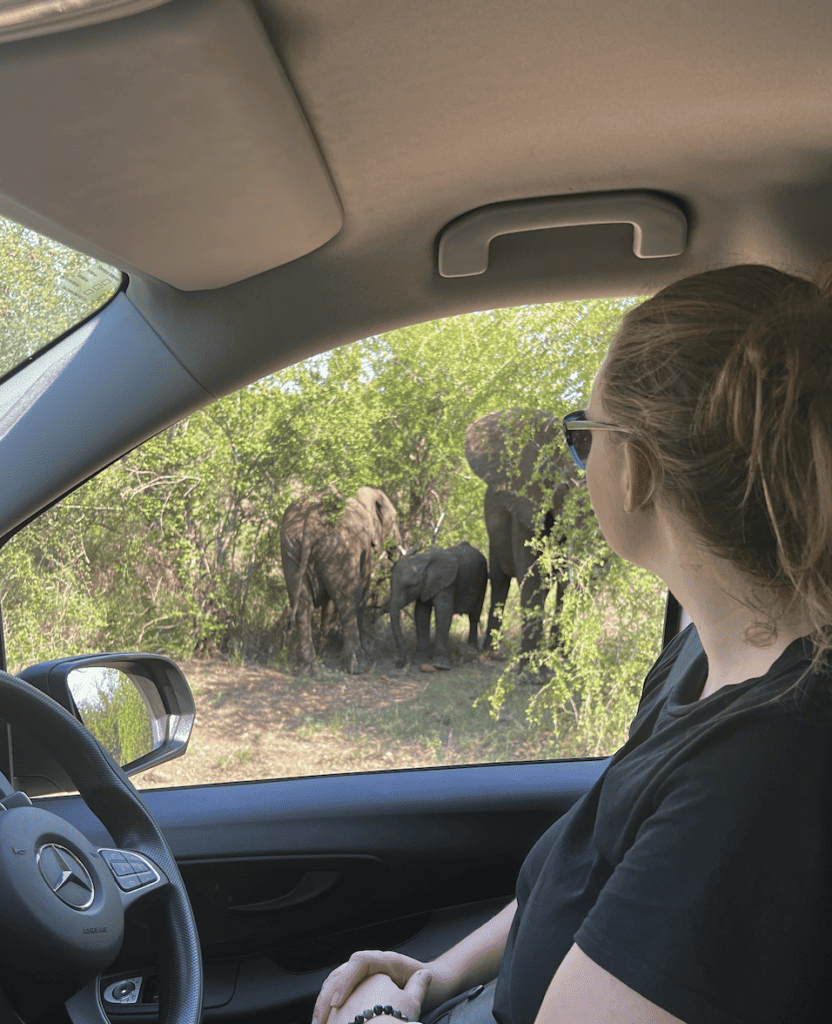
280, 486, 402, 674
464, 409, 584, 674
389, 541, 488, 669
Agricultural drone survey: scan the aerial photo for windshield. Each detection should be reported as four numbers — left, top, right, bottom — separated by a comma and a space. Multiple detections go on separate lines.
0, 215, 121, 380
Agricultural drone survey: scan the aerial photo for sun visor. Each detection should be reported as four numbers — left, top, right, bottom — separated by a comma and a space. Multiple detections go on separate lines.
0, 0, 343, 290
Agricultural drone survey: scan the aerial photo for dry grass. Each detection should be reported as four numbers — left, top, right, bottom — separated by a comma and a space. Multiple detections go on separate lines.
136, 616, 558, 789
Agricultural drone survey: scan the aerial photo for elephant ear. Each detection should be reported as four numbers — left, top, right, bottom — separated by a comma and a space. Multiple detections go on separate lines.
357, 486, 400, 548
465, 410, 577, 528
420, 549, 457, 602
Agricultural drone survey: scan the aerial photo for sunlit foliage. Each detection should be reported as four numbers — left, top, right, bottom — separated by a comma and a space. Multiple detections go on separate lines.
0, 273, 659, 758
0, 216, 120, 374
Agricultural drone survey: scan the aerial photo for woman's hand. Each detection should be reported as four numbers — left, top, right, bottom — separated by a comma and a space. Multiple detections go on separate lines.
314, 899, 516, 1024
318, 966, 432, 1024
312, 951, 440, 1024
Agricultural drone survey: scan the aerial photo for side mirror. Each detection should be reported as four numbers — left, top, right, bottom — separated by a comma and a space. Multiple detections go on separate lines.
10, 653, 195, 796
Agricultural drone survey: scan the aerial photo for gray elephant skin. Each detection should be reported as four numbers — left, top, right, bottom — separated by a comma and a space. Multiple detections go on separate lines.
465, 409, 584, 670
280, 486, 402, 674
389, 542, 488, 669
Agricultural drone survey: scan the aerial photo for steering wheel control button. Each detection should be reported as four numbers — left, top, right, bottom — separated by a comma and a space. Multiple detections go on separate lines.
125, 852, 154, 872
104, 977, 143, 1005
101, 848, 160, 892
108, 859, 135, 877
36, 844, 95, 910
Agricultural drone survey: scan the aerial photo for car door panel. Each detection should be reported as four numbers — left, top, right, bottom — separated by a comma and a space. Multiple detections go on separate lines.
39, 760, 608, 1022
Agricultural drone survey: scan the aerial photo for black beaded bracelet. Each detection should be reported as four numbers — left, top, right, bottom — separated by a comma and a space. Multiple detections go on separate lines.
353, 1005, 409, 1024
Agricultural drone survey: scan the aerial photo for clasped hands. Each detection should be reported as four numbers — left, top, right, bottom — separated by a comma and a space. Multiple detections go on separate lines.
312, 951, 442, 1024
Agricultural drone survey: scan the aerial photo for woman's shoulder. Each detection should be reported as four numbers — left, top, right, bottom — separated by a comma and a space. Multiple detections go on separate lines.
754, 637, 832, 724
629, 625, 703, 725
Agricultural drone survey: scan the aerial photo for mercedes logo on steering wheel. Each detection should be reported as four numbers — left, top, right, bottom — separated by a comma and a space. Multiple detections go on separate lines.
36, 843, 95, 910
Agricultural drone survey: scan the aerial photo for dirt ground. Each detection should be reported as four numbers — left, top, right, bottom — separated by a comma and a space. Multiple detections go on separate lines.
136, 622, 544, 790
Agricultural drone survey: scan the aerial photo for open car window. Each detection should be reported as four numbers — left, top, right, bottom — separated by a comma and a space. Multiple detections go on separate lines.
0, 294, 667, 788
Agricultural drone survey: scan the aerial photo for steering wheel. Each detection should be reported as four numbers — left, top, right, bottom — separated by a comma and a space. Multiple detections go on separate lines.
0, 669, 202, 1024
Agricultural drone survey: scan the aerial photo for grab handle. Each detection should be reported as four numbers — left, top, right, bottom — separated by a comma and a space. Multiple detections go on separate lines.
229, 870, 341, 914
437, 191, 687, 277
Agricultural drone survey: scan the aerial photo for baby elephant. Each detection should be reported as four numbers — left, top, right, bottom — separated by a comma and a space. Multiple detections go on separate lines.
389, 541, 488, 669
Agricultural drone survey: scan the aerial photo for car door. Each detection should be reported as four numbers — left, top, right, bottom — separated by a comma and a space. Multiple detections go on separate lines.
21, 592, 683, 1024
36, 754, 611, 1023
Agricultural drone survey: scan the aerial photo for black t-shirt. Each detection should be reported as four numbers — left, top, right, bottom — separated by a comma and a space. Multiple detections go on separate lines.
491, 625, 832, 1024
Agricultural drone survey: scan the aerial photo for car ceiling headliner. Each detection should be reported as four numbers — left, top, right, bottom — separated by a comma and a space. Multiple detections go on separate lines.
1, 0, 832, 396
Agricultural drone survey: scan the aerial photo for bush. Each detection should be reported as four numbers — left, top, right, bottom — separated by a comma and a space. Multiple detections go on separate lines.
479, 487, 666, 756
72, 668, 154, 765
1, 296, 653, 756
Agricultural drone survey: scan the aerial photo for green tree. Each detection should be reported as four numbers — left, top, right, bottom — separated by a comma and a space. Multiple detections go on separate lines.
0, 215, 120, 373
72, 669, 153, 766
479, 485, 666, 755
1, 289, 665, 757
270, 299, 636, 549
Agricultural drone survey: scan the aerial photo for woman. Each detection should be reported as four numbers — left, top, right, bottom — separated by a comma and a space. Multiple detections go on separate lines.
311, 263, 832, 1023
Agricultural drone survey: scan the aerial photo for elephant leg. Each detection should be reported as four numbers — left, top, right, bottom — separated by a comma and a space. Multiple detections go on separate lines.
518, 559, 547, 659
317, 552, 368, 673
512, 517, 548, 670
389, 597, 409, 667
414, 600, 433, 664
338, 601, 366, 674
294, 584, 317, 667
334, 589, 366, 675
484, 562, 511, 650
466, 578, 486, 649
467, 606, 481, 647
356, 549, 372, 650
550, 577, 568, 647
356, 594, 367, 650
320, 594, 338, 646
431, 591, 454, 669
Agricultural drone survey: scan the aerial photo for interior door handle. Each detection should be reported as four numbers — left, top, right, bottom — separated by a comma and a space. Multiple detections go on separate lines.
229, 870, 341, 914
437, 191, 687, 277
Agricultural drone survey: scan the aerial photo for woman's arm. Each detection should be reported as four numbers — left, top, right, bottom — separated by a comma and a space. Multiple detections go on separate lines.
313, 899, 517, 1024
535, 945, 686, 1024
422, 898, 517, 1009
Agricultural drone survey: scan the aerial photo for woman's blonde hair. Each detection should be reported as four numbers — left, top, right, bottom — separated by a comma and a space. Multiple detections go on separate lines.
602, 262, 832, 672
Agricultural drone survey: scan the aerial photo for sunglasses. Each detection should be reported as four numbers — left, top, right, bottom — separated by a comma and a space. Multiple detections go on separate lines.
562, 410, 630, 470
